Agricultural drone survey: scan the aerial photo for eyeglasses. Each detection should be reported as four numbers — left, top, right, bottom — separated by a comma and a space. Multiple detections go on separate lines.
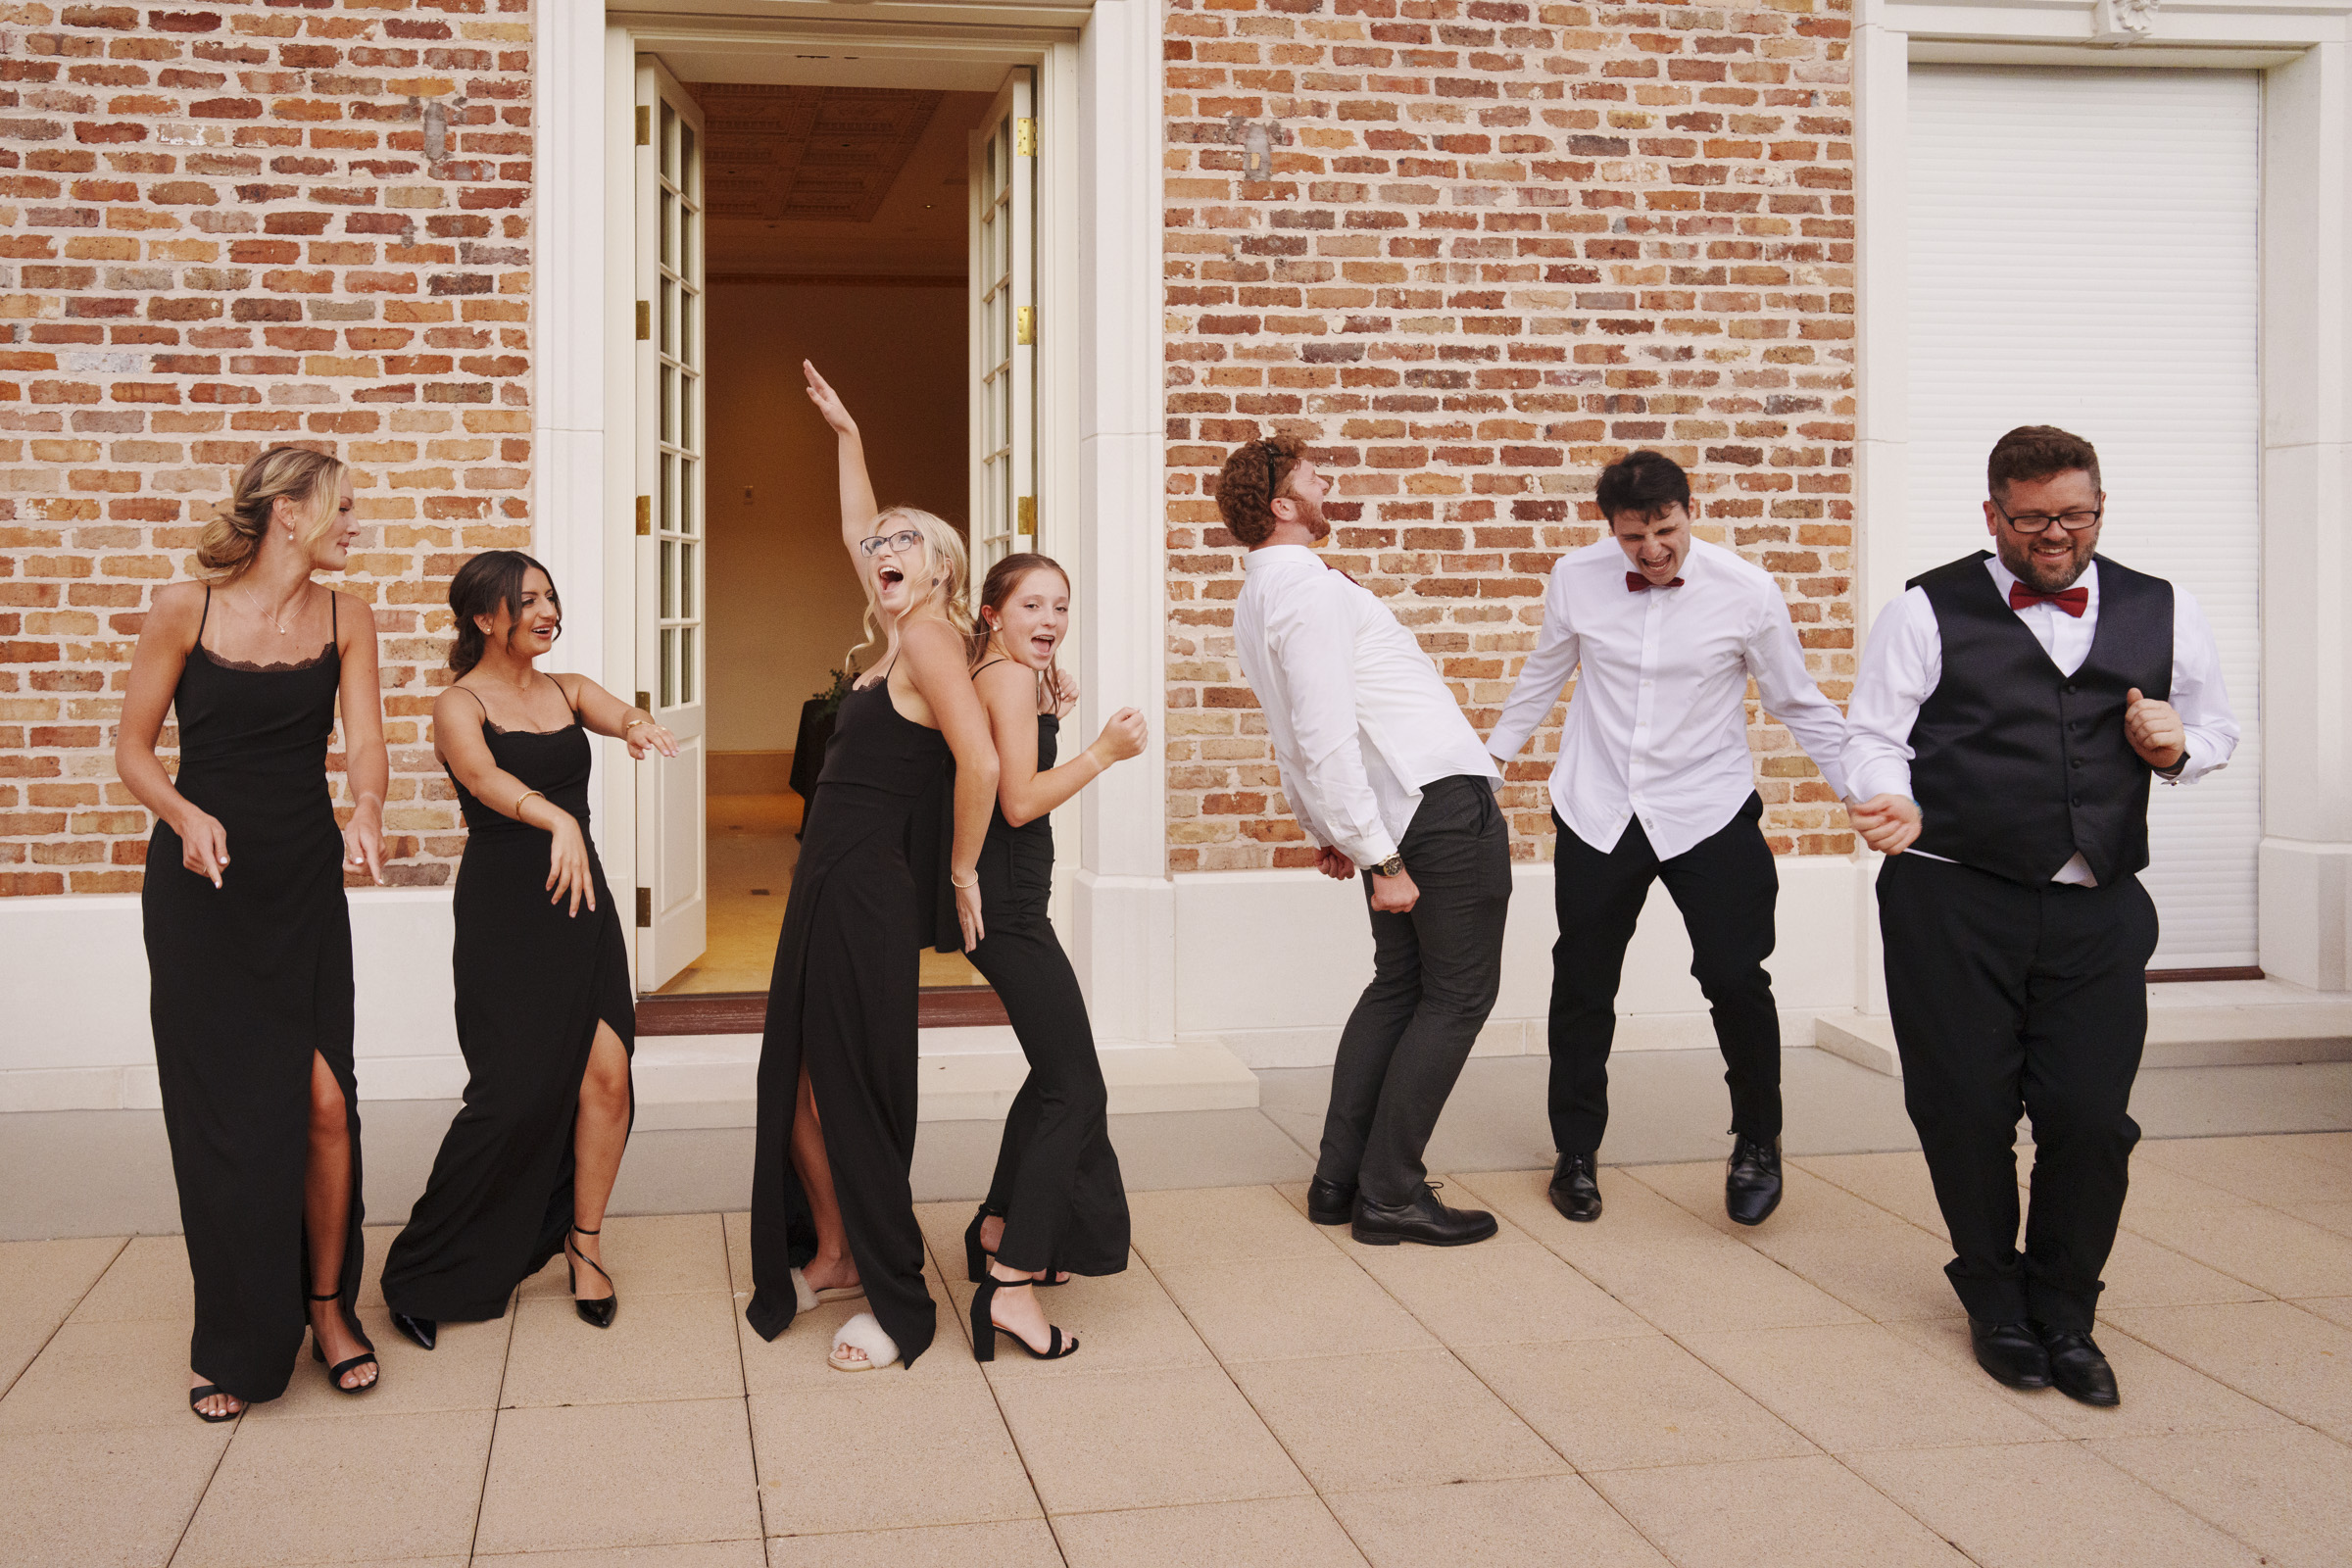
858, 528, 924, 559
1991, 500, 2103, 534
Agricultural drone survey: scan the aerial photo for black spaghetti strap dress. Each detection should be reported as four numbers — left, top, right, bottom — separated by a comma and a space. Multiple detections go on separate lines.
143, 587, 365, 1403
747, 673, 948, 1365
965, 702, 1130, 1277
381, 691, 635, 1322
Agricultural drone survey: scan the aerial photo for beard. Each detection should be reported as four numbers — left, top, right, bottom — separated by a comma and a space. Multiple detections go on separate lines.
1995, 526, 2096, 595
1293, 495, 1332, 542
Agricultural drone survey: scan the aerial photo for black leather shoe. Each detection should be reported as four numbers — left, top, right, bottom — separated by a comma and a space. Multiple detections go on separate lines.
1548, 1153, 1602, 1222
2034, 1323, 2120, 1406
1725, 1136, 1783, 1227
1969, 1317, 2052, 1390
390, 1312, 436, 1352
1350, 1183, 1499, 1248
1305, 1176, 1358, 1227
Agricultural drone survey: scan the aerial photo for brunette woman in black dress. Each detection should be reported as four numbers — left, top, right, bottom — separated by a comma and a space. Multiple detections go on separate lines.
118, 447, 389, 1420
380, 552, 675, 1348
745, 361, 1000, 1371
960, 555, 1148, 1362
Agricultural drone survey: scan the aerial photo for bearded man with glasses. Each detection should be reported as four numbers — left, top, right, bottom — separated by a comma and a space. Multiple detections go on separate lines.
1843, 424, 2239, 1407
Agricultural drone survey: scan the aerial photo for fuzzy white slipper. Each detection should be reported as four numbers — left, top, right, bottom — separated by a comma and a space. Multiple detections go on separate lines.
828, 1311, 899, 1372
791, 1267, 867, 1314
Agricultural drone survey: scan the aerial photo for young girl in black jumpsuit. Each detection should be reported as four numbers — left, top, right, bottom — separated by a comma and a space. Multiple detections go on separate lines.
960, 555, 1149, 1362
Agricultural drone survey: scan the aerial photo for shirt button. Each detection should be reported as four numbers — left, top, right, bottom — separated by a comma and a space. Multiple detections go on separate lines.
2071, 795, 2083, 808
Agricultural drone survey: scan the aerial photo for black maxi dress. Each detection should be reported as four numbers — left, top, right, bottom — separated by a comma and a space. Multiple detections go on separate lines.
746, 674, 947, 1365
965, 704, 1130, 1277
381, 698, 635, 1321
143, 587, 365, 1403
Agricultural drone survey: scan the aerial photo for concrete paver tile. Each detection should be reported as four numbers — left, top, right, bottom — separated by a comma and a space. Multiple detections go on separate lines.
942, 1252, 1216, 1378
1880, 1315, 2296, 1440
1327, 1473, 1672, 1568
2278, 1200, 2352, 1239
989, 1363, 1308, 1515
0, 1420, 229, 1568
2277, 1131, 2352, 1170
0, 1235, 122, 1392
0, 1317, 220, 1434
2289, 1295, 2352, 1329
2104, 1300, 2352, 1440
735, 1260, 978, 1396
1592, 1454, 1973, 1568
1342, 1240, 1653, 1346
246, 1307, 510, 1420
476, 1398, 760, 1556
65, 1234, 192, 1325
762, 1520, 1061, 1568
2088, 1426, 2352, 1568
1053, 1496, 1367, 1568
1126, 1184, 1333, 1268
1740, 1221, 1970, 1322
503, 1290, 743, 1408
2097, 1229, 2274, 1310
1225, 1347, 1569, 1493
1154, 1250, 1439, 1362
1625, 1159, 1914, 1238
175, 1407, 494, 1567
1790, 1152, 1955, 1238
2134, 1136, 2352, 1207
1678, 1322, 2062, 1453
2119, 1202, 2352, 1298
1846, 1441, 2267, 1568
721, 1210, 754, 1298
473, 1544, 764, 1568
1458, 1334, 1815, 1472
517, 1212, 733, 1301
747, 1379, 1038, 1537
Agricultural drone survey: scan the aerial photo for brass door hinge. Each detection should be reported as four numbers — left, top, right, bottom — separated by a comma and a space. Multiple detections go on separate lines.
1016, 495, 1035, 535
635, 887, 652, 928
635, 494, 651, 535
1015, 305, 1034, 346
1014, 117, 1036, 158
635, 300, 650, 340
636, 690, 651, 711
635, 106, 651, 146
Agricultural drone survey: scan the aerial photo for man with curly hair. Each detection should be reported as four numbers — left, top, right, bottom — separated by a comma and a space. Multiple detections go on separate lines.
1221, 435, 1509, 1250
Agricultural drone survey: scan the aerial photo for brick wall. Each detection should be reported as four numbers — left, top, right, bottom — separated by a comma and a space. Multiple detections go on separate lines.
0, 0, 532, 896
1162, 0, 1858, 871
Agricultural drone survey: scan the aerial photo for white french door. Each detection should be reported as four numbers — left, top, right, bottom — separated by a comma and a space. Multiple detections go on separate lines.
969, 69, 1035, 575
633, 57, 707, 990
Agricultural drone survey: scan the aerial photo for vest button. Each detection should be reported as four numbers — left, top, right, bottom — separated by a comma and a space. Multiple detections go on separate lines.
2071, 795, 2083, 808
2063, 683, 2078, 694
2071, 758, 2084, 769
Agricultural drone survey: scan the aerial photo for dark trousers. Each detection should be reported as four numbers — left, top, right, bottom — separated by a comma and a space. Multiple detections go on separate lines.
1878, 853, 2158, 1332
1316, 774, 1512, 1207
1547, 794, 1783, 1156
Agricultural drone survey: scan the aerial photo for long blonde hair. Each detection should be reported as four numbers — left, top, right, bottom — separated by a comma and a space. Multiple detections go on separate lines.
198, 446, 348, 581
845, 506, 978, 671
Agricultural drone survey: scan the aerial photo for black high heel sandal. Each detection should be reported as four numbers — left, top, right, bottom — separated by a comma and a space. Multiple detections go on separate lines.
961, 1203, 1066, 1288
969, 1274, 1079, 1364
566, 1225, 618, 1329
187, 1384, 240, 1422
305, 1291, 378, 1395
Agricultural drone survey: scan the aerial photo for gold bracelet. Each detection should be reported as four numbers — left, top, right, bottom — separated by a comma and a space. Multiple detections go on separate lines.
951, 871, 979, 890
513, 788, 545, 816
622, 717, 651, 734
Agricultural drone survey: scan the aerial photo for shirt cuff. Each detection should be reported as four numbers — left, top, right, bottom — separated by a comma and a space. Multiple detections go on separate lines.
1845, 760, 1914, 805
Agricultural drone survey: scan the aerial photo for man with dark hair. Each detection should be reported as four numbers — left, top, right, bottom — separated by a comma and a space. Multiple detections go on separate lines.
1490, 448, 1851, 1227
1219, 436, 1509, 1249
1845, 423, 2238, 1406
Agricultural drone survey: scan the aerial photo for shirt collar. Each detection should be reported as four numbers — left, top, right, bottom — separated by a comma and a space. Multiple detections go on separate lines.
1984, 550, 2099, 606
1244, 544, 1325, 573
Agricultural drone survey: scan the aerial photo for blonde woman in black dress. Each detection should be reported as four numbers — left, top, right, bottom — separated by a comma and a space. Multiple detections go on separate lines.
960, 555, 1148, 1361
746, 361, 1000, 1371
381, 552, 675, 1348
118, 446, 388, 1420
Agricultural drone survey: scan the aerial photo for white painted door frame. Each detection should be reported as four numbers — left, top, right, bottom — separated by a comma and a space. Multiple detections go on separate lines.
531, 0, 1175, 1040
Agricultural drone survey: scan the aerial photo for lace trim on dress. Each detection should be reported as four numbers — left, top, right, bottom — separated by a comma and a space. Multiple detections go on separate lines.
198, 643, 335, 675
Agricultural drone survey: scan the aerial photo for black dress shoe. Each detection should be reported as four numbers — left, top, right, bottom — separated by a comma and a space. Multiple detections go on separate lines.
1969, 1317, 2052, 1390
2034, 1323, 2120, 1406
390, 1311, 436, 1352
1305, 1176, 1358, 1227
1725, 1136, 1784, 1227
1548, 1153, 1602, 1222
1350, 1183, 1499, 1248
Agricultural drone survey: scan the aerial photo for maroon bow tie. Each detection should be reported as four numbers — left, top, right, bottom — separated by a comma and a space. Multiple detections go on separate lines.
1626, 571, 1685, 593
2008, 582, 2089, 617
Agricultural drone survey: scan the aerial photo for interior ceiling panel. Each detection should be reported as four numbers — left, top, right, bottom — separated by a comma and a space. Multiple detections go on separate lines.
698, 83, 944, 224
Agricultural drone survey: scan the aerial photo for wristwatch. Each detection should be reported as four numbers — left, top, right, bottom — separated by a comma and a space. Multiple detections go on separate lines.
1368, 854, 1404, 878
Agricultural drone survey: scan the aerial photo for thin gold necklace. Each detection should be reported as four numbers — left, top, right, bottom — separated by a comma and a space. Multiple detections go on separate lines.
238, 584, 303, 636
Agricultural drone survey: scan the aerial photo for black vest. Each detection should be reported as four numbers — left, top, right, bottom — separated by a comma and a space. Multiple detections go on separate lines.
1907, 552, 2173, 888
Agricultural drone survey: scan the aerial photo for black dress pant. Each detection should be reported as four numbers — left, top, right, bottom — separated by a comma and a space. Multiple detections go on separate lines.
1878, 853, 2157, 1332
1316, 774, 1512, 1207
1547, 794, 1783, 1157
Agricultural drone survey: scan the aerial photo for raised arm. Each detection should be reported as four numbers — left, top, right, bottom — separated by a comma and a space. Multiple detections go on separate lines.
900, 619, 1002, 951
803, 360, 880, 565
333, 593, 388, 884
976, 661, 1146, 827
115, 582, 225, 886
435, 687, 600, 916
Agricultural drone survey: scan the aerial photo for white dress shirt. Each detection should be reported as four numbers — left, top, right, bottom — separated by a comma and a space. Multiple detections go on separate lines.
1234, 544, 1501, 868
1843, 553, 2239, 886
1486, 537, 1853, 861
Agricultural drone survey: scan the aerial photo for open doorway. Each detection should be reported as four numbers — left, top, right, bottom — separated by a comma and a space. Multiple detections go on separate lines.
651, 78, 1007, 998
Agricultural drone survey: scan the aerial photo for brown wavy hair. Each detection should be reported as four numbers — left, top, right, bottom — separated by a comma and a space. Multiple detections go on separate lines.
1213, 434, 1306, 548
447, 549, 560, 677
199, 446, 347, 581
975, 551, 1071, 690
1988, 424, 2101, 500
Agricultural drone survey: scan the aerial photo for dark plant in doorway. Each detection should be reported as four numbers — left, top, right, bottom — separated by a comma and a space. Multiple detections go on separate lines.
813, 667, 855, 717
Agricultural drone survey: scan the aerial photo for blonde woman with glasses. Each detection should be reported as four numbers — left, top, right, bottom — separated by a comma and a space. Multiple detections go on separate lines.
744, 361, 1001, 1372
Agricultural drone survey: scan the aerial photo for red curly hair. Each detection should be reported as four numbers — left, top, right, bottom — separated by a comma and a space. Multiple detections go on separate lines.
1213, 434, 1308, 548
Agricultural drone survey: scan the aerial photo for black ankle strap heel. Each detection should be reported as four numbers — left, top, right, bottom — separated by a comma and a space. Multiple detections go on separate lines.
566, 1225, 618, 1329
305, 1290, 378, 1395
968, 1274, 1079, 1365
